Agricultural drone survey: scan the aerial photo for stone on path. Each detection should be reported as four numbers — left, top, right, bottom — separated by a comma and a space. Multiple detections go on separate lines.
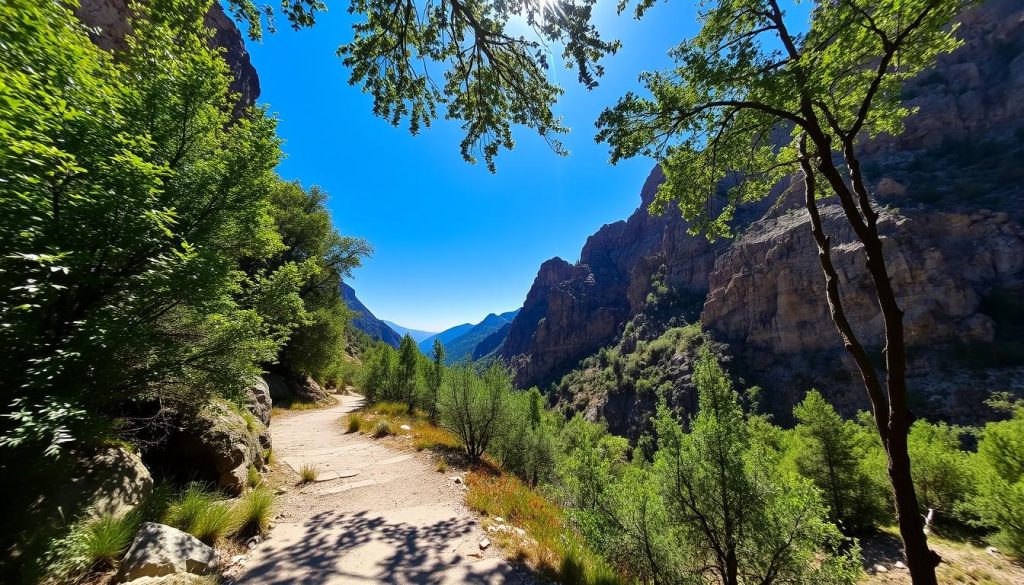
117, 523, 217, 582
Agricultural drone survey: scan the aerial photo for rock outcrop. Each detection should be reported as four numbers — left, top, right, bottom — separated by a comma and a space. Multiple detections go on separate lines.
153, 399, 268, 495
502, 167, 770, 388
245, 377, 273, 427
265, 372, 333, 405
118, 523, 218, 582
76, 0, 260, 114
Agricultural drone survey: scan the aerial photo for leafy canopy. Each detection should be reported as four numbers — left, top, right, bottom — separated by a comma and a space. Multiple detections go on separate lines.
598, 0, 973, 238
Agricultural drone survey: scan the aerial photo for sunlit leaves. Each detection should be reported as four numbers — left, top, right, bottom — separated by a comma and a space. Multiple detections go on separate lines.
599, 0, 976, 233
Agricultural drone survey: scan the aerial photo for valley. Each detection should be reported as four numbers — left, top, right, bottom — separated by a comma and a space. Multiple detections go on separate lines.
2, 1, 1023, 585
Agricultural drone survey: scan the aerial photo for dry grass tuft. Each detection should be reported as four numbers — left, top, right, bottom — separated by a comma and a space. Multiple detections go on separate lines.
298, 463, 320, 484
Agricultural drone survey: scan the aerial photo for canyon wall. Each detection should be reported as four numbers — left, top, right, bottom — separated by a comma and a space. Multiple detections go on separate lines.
504, 0, 1024, 424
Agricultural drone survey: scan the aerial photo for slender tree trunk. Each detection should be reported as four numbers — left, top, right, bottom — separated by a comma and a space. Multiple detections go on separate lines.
797, 136, 938, 584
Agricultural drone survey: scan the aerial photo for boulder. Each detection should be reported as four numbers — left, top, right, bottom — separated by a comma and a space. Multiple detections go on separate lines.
55, 446, 153, 522
265, 372, 333, 405
246, 377, 272, 426
162, 400, 266, 495
117, 523, 217, 582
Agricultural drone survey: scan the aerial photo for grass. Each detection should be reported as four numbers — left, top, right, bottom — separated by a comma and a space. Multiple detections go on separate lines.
346, 412, 365, 433
372, 419, 394, 438
412, 421, 460, 451
465, 469, 620, 583
163, 483, 236, 545
299, 463, 321, 484
46, 512, 140, 580
247, 465, 263, 488
436, 457, 448, 473
371, 402, 409, 417
233, 486, 275, 537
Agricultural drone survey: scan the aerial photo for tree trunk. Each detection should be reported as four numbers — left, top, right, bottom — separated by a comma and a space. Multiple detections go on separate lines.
888, 422, 941, 585
797, 135, 939, 583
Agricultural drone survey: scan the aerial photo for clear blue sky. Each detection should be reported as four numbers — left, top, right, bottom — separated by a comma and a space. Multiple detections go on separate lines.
237, 1, 704, 331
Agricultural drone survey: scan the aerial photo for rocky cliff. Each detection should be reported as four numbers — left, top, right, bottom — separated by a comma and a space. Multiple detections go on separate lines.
506, 0, 1024, 425
76, 0, 260, 114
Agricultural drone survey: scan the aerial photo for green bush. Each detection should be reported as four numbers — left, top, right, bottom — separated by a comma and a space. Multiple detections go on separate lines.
966, 405, 1024, 556
163, 484, 235, 545
45, 512, 139, 580
232, 486, 275, 537
372, 420, 394, 438
908, 420, 974, 515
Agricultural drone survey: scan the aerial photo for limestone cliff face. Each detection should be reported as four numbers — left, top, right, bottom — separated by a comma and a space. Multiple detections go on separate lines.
76, 0, 260, 114
508, 0, 1024, 423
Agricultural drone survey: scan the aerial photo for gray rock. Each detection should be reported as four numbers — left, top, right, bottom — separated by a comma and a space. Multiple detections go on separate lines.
246, 377, 272, 426
75, 446, 153, 520
117, 523, 217, 582
265, 372, 332, 405
171, 400, 266, 495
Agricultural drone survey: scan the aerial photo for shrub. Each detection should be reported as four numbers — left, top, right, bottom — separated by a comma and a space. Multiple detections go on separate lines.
346, 413, 364, 433
439, 363, 511, 460
164, 484, 235, 545
232, 486, 275, 537
46, 512, 139, 580
966, 405, 1024, 556
299, 464, 321, 484
908, 420, 974, 514
372, 420, 394, 438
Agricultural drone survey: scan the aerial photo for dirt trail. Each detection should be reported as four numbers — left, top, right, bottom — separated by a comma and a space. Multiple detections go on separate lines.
234, 394, 532, 584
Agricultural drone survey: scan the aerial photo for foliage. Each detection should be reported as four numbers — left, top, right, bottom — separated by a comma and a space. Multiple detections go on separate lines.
907, 420, 974, 514
439, 363, 511, 460
492, 387, 558, 486
966, 404, 1024, 556
232, 486, 275, 537
299, 464, 321, 484
372, 419, 394, 438
346, 412, 365, 433
427, 339, 446, 422
396, 333, 420, 404
558, 348, 860, 585
44, 512, 140, 582
0, 0, 367, 460
163, 483, 235, 545
791, 390, 891, 533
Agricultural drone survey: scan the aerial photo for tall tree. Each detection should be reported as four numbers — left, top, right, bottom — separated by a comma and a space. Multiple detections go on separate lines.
427, 338, 446, 422
397, 333, 418, 404
596, 2, 974, 581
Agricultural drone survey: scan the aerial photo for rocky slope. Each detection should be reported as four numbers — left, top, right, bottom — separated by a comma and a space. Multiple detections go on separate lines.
506, 0, 1024, 425
76, 0, 260, 114
342, 283, 402, 347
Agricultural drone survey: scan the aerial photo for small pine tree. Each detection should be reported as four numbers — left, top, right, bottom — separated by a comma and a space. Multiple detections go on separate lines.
427, 339, 445, 422
792, 390, 890, 534
397, 334, 418, 405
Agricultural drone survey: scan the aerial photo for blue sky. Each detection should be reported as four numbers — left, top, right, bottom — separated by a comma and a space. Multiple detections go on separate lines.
238, 1, 705, 331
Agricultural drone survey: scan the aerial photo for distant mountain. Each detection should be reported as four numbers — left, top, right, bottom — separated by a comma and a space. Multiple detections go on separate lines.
422, 309, 521, 364
382, 321, 437, 343
417, 323, 474, 353
341, 283, 401, 347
